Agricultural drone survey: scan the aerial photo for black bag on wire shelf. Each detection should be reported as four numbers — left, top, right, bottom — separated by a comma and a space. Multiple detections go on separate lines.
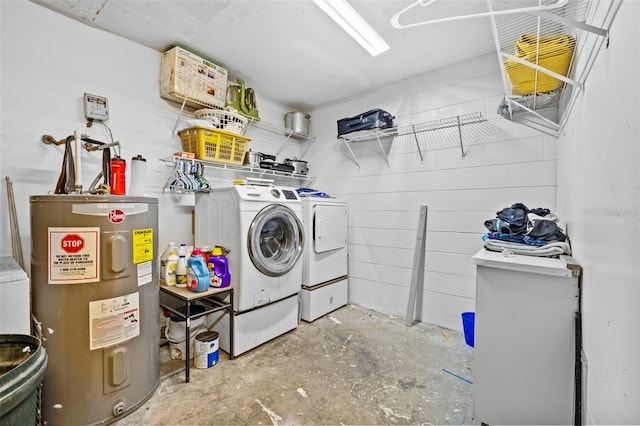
337, 109, 395, 137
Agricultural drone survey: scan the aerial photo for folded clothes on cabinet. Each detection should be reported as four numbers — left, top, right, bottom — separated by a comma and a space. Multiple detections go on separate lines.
481, 202, 570, 257
483, 239, 571, 257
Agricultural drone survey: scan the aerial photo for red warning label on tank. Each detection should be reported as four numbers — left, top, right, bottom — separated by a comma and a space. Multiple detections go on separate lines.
89, 292, 140, 350
48, 227, 99, 284
61, 234, 85, 253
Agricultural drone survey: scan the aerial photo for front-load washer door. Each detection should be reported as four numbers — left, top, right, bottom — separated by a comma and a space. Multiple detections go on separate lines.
248, 204, 304, 277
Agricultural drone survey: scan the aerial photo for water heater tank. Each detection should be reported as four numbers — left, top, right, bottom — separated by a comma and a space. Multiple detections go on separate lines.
30, 195, 160, 425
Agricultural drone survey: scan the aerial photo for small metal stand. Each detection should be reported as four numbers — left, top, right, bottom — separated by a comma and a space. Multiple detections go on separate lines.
159, 285, 234, 383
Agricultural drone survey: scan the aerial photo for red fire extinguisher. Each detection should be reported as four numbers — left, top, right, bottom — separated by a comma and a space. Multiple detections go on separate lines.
110, 157, 126, 195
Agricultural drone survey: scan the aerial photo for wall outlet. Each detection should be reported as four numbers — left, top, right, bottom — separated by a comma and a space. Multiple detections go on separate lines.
83, 93, 109, 122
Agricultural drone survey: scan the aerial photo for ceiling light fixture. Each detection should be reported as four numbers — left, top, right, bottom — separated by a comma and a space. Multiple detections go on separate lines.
312, 0, 390, 57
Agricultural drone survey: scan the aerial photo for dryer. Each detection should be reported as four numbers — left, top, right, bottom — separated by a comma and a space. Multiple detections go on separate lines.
300, 197, 348, 322
195, 185, 304, 355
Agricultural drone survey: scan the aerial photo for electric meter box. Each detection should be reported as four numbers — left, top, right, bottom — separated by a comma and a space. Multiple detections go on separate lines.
160, 46, 228, 109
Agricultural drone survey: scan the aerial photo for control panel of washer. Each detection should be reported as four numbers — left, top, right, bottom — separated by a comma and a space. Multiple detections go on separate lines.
281, 189, 298, 200
235, 185, 300, 202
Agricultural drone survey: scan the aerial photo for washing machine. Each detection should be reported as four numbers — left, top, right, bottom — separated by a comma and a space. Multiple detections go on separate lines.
300, 196, 349, 322
195, 185, 304, 355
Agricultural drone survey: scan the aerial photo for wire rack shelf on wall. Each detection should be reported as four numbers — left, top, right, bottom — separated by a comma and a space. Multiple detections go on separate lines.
391, 0, 621, 138
490, 0, 621, 137
338, 112, 510, 167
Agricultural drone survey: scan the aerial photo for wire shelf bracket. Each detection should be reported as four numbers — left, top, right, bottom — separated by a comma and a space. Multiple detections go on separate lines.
338, 127, 397, 168
160, 156, 316, 190
338, 112, 489, 167
391, 0, 570, 29
168, 95, 316, 160
391, 0, 622, 138
489, 0, 622, 137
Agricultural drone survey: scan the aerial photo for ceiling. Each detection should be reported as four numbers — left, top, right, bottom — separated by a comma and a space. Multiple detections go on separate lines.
31, 0, 498, 110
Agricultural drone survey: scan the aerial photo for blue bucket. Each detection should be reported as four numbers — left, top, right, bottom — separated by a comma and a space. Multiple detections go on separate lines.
461, 312, 475, 347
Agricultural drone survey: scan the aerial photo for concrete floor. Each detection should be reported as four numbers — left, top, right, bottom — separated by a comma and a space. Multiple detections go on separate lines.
115, 304, 474, 425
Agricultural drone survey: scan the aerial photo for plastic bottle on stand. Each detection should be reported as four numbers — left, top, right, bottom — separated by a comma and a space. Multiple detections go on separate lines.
160, 242, 178, 285
129, 154, 147, 196
175, 255, 188, 288
200, 246, 212, 266
164, 251, 179, 286
187, 249, 210, 292
179, 243, 194, 260
208, 246, 231, 288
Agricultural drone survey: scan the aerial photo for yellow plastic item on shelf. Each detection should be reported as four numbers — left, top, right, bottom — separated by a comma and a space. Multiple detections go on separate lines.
504, 34, 576, 96
178, 126, 250, 165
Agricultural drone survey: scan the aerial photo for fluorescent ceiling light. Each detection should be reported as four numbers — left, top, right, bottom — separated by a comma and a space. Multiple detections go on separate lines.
312, 0, 390, 57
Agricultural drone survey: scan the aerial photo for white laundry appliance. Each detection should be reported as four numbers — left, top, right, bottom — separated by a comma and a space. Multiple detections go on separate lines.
299, 196, 348, 322
195, 185, 304, 355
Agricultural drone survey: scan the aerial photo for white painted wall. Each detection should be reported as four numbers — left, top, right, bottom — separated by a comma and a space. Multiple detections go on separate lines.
0, 2, 558, 335
307, 55, 558, 330
556, 1, 639, 423
3, 1, 636, 422
0, 1, 297, 272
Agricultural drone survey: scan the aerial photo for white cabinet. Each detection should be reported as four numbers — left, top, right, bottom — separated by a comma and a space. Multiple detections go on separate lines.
0, 256, 30, 334
471, 249, 581, 425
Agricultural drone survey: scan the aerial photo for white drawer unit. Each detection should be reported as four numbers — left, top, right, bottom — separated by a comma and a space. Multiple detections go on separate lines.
300, 277, 348, 322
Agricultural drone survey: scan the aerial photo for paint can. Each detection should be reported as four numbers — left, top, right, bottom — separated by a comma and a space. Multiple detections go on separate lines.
194, 331, 219, 369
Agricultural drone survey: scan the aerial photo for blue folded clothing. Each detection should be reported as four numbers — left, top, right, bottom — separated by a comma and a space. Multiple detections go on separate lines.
296, 187, 331, 198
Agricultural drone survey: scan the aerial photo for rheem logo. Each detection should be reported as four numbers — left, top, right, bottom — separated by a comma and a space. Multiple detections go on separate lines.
108, 209, 126, 224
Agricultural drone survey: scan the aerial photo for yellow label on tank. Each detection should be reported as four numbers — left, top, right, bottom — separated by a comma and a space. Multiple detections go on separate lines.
132, 228, 154, 264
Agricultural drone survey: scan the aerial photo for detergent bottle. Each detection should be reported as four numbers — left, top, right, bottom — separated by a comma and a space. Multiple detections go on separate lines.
208, 246, 230, 288
175, 254, 188, 288
199, 245, 212, 265
164, 251, 179, 286
187, 249, 210, 292
159, 241, 178, 285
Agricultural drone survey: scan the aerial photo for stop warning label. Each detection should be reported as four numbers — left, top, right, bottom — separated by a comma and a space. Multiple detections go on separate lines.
49, 227, 99, 284
61, 234, 85, 253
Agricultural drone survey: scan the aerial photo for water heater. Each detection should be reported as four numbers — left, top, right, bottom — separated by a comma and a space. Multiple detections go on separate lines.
30, 195, 159, 425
